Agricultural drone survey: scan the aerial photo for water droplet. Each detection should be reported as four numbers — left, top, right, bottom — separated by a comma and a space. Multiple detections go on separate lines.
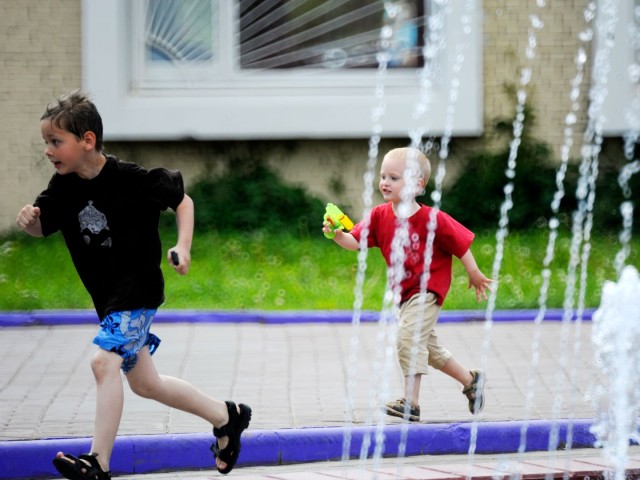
570, 91, 581, 106
620, 201, 634, 216
529, 14, 544, 29
381, 24, 393, 39
576, 48, 587, 65
376, 51, 391, 64
579, 29, 593, 42
628, 64, 640, 83
322, 48, 348, 69
517, 90, 527, 104
584, 3, 596, 22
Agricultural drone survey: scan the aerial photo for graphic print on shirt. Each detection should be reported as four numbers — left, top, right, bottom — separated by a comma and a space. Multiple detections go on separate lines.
78, 200, 112, 248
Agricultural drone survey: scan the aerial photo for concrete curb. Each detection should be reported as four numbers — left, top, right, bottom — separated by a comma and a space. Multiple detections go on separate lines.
0, 308, 595, 327
0, 419, 600, 479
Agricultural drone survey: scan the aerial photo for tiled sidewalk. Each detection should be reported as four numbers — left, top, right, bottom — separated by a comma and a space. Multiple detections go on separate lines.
0, 320, 601, 439
2, 317, 636, 479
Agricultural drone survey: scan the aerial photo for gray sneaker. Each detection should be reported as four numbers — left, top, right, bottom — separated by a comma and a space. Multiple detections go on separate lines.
462, 369, 486, 414
384, 398, 420, 422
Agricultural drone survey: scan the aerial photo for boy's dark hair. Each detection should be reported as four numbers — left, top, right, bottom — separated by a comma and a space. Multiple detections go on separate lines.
41, 90, 103, 151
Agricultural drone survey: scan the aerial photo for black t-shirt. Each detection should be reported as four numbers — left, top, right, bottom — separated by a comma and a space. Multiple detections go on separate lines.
35, 154, 185, 319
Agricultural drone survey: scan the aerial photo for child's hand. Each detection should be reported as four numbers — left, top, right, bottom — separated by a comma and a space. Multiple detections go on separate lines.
324, 224, 359, 250
168, 247, 191, 275
468, 270, 493, 302
322, 219, 340, 237
16, 205, 43, 236
16, 205, 40, 229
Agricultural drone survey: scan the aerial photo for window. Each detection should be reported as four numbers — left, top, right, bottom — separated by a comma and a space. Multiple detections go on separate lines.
82, 0, 483, 139
600, 0, 640, 134
238, 0, 423, 70
132, 0, 218, 88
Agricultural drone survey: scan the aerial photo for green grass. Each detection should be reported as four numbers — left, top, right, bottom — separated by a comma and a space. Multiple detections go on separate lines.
0, 227, 637, 312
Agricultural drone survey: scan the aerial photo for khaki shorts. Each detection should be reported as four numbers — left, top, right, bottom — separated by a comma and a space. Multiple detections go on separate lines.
396, 293, 451, 376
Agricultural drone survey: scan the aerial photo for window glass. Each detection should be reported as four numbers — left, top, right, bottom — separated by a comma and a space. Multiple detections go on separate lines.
635, 0, 640, 71
144, 0, 216, 64
140, 0, 424, 77
238, 0, 424, 69
597, 0, 639, 133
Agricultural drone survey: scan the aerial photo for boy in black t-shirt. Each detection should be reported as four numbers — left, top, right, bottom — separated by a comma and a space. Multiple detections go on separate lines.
16, 90, 250, 478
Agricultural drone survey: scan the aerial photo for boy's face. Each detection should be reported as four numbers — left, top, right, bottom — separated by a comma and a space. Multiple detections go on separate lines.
41, 119, 91, 176
379, 153, 425, 204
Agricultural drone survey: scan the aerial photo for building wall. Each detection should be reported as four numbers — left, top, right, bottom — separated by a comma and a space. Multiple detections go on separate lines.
0, 1, 602, 233
483, 0, 592, 149
1, 1, 83, 233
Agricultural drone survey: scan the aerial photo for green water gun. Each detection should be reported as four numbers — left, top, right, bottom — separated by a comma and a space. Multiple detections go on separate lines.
323, 203, 354, 239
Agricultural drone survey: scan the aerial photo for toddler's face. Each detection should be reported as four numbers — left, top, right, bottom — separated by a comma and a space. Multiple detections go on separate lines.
378, 153, 424, 204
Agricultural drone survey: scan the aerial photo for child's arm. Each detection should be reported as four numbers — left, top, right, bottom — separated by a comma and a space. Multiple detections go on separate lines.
16, 205, 43, 237
322, 221, 359, 250
460, 249, 493, 301
169, 194, 194, 275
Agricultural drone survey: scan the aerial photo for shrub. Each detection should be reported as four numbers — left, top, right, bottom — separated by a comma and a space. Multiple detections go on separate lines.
187, 155, 326, 236
440, 98, 639, 234
439, 138, 559, 231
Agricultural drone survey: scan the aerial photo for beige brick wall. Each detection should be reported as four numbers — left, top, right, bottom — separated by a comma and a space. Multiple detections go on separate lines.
1, 0, 82, 232
482, 0, 591, 148
0, 1, 602, 233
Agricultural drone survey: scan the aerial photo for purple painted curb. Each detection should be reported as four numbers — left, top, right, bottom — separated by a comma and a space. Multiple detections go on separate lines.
0, 308, 594, 327
0, 419, 602, 479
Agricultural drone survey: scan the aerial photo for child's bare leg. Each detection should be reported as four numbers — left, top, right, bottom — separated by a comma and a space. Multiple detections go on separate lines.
125, 347, 228, 423
439, 357, 486, 414
438, 357, 473, 387
404, 374, 422, 407
56, 348, 124, 473
90, 349, 125, 469
125, 347, 233, 470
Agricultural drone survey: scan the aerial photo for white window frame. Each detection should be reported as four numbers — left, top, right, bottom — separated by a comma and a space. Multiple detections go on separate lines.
600, 0, 639, 134
82, 0, 483, 141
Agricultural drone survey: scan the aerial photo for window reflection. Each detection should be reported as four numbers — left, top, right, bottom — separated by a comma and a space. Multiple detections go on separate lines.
145, 0, 215, 63
239, 0, 424, 69
635, 0, 640, 82
143, 0, 424, 70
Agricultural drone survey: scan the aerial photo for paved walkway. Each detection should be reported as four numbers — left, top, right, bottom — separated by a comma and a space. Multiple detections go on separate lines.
1, 313, 638, 479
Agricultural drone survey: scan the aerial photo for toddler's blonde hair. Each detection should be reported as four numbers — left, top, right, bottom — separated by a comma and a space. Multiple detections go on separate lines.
384, 147, 431, 183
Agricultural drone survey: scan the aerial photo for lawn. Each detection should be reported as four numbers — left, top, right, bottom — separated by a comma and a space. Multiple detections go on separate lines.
0, 227, 636, 313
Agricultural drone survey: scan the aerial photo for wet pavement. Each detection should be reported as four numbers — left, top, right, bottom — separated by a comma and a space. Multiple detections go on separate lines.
1, 313, 638, 478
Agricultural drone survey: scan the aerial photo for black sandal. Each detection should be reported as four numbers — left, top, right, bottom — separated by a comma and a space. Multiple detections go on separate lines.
211, 401, 252, 475
52, 452, 111, 480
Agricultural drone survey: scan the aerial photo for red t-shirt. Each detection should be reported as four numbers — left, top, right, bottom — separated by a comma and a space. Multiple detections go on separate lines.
350, 203, 474, 305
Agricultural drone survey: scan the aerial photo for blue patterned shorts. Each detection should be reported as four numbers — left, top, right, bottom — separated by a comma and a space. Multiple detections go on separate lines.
93, 308, 161, 373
